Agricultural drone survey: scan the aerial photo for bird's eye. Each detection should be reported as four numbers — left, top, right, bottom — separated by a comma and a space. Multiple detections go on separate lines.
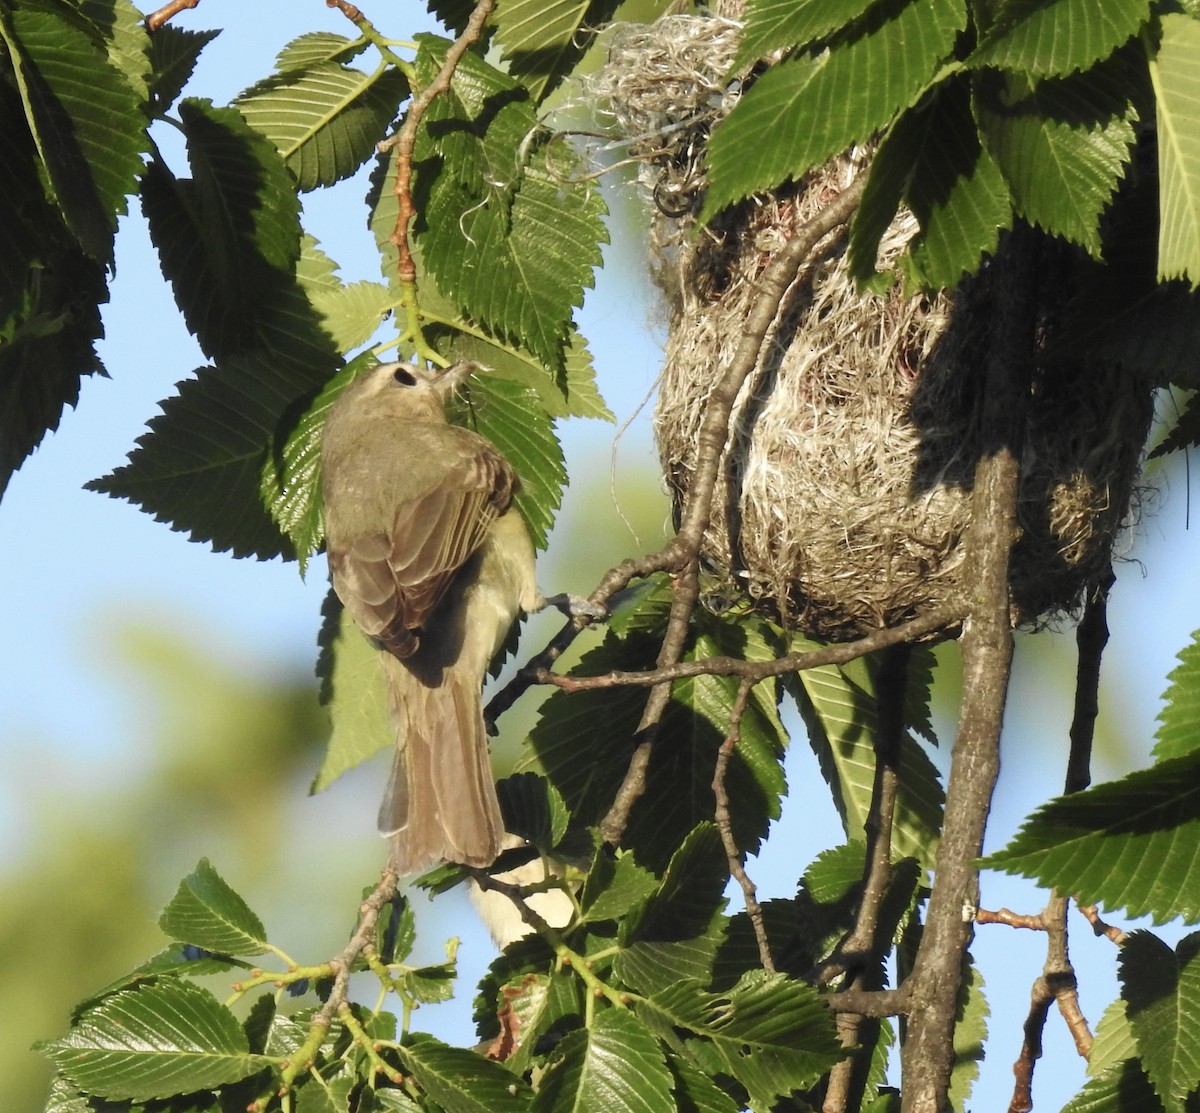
392, 366, 417, 387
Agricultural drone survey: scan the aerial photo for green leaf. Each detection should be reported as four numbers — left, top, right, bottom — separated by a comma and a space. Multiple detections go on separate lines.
141, 99, 303, 359
970, 0, 1151, 78
259, 357, 364, 573
533, 1008, 674, 1113
497, 772, 572, 852
237, 62, 408, 191
1119, 931, 1200, 1113
86, 351, 329, 560
898, 77, 1013, 287
703, 0, 966, 218
39, 980, 265, 1101
983, 751, 1200, 924
1062, 1059, 1165, 1113
791, 647, 944, 869
452, 328, 615, 421
412, 38, 607, 369
148, 24, 221, 113
664, 1055, 740, 1113
1151, 13, 1200, 288
274, 31, 368, 71
158, 858, 269, 956
1156, 631, 1200, 762
312, 592, 390, 793
455, 374, 565, 550
1087, 998, 1139, 1079
493, 0, 622, 104
0, 0, 148, 259
401, 1033, 533, 1112
949, 956, 988, 1112
578, 851, 660, 925
734, 0, 880, 67
297, 237, 393, 354
975, 64, 1136, 255
639, 971, 842, 1108
614, 825, 730, 995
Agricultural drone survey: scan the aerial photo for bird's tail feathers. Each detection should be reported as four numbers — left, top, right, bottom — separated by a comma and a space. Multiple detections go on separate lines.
378, 654, 504, 876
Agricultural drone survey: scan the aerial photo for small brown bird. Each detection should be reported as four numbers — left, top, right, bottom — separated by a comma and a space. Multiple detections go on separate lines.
320, 361, 541, 876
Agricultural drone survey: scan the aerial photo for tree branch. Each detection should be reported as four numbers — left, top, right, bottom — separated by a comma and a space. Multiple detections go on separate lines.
713, 678, 775, 972
900, 228, 1037, 1113
822, 644, 910, 1113
598, 177, 869, 846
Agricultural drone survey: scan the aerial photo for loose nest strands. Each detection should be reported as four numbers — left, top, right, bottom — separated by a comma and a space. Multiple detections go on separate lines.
591, 16, 1154, 641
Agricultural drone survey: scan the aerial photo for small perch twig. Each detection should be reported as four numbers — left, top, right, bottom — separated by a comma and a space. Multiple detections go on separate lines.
145, 0, 199, 30
712, 677, 774, 972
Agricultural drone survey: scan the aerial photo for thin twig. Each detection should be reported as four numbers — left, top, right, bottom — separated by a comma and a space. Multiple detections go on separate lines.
381, 0, 496, 283
317, 869, 400, 1028
1078, 903, 1129, 945
145, 0, 199, 30
976, 906, 1048, 931
713, 678, 775, 972
538, 602, 961, 693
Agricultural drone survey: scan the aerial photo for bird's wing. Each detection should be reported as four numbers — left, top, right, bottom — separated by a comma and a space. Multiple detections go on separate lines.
329, 441, 517, 657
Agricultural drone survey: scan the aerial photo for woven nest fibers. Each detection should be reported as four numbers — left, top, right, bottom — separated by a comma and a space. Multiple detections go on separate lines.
652, 171, 1153, 640
592, 13, 1154, 641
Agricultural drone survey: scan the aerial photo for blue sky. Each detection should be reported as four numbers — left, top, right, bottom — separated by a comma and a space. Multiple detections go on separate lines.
2, 3, 1199, 1108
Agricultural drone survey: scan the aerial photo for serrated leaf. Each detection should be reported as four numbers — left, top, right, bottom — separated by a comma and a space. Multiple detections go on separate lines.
976, 64, 1135, 254
983, 751, 1200, 924
969, 0, 1151, 78
274, 31, 368, 71
259, 357, 363, 572
312, 593, 390, 793
401, 1033, 533, 1112
39, 980, 265, 1101
455, 374, 565, 550
412, 39, 606, 369
704, 0, 966, 218
875, 76, 1012, 288
614, 825, 729, 994
152, 98, 302, 354
579, 851, 659, 925
493, 0, 621, 104
149, 24, 221, 113
1088, 998, 1139, 1079
1155, 630, 1200, 762
158, 858, 269, 956
1151, 13, 1200, 288
1062, 1058, 1164, 1112
451, 328, 615, 421
949, 956, 988, 1111
87, 350, 330, 559
297, 234, 392, 353
236, 62, 408, 191
639, 970, 842, 1108
0, 0, 148, 259
1119, 931, 1200, 1113
497, 772, 572, 851
533, 1007, 674, 1113
735, 0, 879, 67
665, 1054, 741, 1113
792, 647, 944, 869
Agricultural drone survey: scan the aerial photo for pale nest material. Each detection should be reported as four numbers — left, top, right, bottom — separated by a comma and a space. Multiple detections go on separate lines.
595, 16, 1153, 640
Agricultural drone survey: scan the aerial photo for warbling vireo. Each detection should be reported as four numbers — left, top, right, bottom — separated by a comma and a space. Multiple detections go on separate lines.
321, 361, 541, 876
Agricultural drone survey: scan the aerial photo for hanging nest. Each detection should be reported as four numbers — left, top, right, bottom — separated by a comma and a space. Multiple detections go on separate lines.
591, 15, 1155, 641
